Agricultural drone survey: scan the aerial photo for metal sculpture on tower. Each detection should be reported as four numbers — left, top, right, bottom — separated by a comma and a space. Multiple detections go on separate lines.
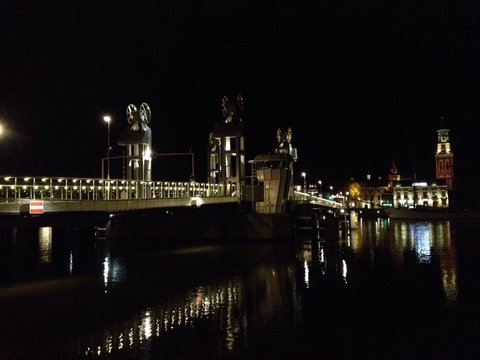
117, 103, 153, 189
275, 127, 298, 162
275, 127, 297, 201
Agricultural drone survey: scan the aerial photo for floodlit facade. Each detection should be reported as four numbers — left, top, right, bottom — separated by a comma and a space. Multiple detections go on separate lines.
392, 179, 449, 208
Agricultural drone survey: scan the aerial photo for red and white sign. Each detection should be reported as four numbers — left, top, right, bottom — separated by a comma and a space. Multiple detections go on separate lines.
29, 200, 44, 214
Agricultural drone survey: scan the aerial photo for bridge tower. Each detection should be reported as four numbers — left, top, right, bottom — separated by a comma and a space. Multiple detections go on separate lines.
117, 103, 153, 197
275, 127, 298, 199
207, 95, 245, 196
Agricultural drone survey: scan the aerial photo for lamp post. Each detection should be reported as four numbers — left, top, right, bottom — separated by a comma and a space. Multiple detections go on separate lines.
301, 172, 306, 193
318, 180, 322, 198
103, 115, 111, 181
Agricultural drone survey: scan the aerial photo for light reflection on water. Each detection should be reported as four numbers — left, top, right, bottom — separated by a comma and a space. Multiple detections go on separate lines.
0, 219, 478, 358
38, 227, 52, 264
79, 280, 243, 357
350, 219, 457, 305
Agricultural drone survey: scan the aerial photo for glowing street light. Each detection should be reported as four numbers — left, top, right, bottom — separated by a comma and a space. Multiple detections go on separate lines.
0, 121, 6, 139
301, 172, 306, 193
318, 180, 322, 197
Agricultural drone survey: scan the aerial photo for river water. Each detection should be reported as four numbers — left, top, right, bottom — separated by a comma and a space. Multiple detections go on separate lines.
1, 219, 479, 359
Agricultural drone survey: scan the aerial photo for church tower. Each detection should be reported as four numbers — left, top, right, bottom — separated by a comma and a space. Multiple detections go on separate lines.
435, 124, 454, 190
387, 160, 400, 189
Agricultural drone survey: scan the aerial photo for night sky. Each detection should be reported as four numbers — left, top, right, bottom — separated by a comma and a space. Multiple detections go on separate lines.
1, 2, 479, 201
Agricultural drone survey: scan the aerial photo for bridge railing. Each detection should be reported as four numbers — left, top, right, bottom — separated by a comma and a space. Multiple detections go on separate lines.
0, 176, 233, 202
293, 190, 343, 209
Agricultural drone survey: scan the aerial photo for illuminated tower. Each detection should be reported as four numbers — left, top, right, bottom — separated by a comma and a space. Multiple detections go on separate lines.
207, 95, 245, 196
435, 125, 454, 190
118, 103, 153, 197
387, 160, 400, 189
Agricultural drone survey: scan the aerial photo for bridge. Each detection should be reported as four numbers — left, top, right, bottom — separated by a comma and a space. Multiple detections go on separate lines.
0, 176, 343, 215
0, 175, 237, 215
292, 190, 343, 209
0, 100, 345, 225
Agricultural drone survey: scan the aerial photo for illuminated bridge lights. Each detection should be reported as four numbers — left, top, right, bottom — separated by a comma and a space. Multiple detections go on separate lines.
0, 176, 231, 202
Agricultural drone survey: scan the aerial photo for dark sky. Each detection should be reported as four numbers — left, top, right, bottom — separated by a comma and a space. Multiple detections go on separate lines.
1, 1, 479, 192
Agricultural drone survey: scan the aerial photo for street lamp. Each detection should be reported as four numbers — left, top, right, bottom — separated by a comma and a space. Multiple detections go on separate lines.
0, 122, 6, 139
318, 180, 322, 197
103, 115, 112, 181
301, 172, 306, 193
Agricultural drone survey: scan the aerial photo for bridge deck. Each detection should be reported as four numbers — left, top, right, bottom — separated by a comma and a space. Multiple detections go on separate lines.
292, 191, 343, 209
0, 177, 343, 215
0, 196, 239, 214
0, 176, 237, 214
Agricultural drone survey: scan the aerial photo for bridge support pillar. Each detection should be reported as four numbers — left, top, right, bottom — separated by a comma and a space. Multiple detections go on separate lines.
294, 207, 340, 241
349, 210, 358, 229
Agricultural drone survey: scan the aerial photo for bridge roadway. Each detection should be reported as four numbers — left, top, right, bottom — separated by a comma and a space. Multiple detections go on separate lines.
0, 176, 343, 215
292, 191, 344, 209
0, 176, 237, 214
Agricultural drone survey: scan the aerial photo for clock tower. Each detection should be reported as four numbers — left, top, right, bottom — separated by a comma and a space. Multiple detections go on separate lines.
435, 125, 454, 190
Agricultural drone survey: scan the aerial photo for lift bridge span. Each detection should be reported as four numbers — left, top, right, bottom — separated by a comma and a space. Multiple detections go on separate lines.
0, 176, 237, 215
0, 176, 342, 215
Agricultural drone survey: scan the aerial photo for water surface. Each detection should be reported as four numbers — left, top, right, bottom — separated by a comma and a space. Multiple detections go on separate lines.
1, 219, 479, 359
